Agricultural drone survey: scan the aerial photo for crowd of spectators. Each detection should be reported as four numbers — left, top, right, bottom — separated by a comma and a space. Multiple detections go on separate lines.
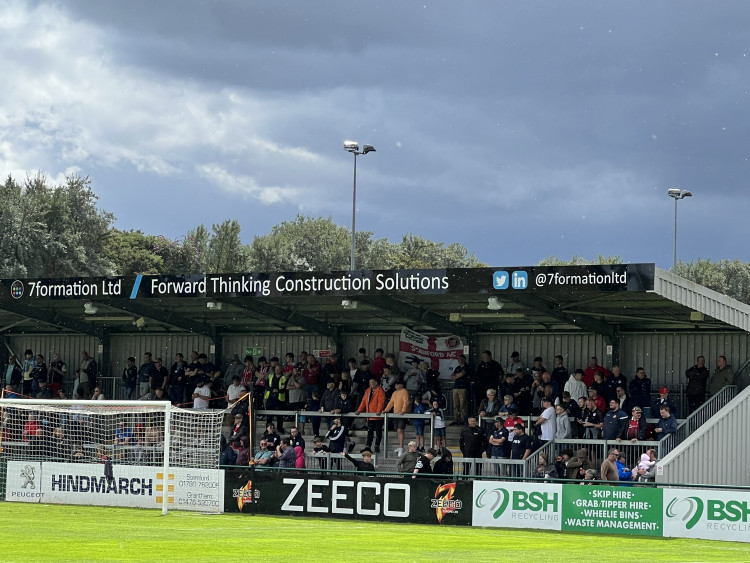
0, 345, 738, 479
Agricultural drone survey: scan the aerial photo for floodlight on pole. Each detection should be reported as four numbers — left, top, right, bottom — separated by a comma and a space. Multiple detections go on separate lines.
344, 140, 376, 270
668, 188, 692, 270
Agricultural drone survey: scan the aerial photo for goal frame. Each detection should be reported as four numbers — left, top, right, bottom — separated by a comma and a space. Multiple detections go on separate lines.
0, 398, 173, 515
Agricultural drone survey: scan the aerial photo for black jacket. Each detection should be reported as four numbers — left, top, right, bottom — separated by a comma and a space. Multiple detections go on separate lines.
459, 425, 486, 458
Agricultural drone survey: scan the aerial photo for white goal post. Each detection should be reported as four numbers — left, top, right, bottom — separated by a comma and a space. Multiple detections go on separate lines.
0, 398, 225, 514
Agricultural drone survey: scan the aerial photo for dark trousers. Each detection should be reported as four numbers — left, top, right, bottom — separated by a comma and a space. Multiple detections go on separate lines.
366, 420, 383, 447
687, 394, 704, 414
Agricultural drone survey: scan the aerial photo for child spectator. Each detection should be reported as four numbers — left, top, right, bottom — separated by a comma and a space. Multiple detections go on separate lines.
632, 451, 655, 480
429, 399, 446, 450
300, 391, 320, 436
412, 396, 426, 451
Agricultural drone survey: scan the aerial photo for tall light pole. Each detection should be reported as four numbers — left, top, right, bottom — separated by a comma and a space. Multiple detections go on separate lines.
344, 141, 376, 270
668, 188, 692, 270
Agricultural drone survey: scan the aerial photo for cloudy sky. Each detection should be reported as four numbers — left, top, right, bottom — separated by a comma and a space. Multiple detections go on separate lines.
2, 1, 748, 269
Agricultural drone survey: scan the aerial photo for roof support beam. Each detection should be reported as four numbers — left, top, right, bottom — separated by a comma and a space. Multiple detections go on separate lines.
356, 296, 466, 337
101, 300, 216, 340
222, 298, 338, 340
503, 293, 615, 342
0, 302, 103, 338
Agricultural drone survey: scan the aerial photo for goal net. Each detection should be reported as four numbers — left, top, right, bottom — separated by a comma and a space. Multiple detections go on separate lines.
0, 398, 225, 513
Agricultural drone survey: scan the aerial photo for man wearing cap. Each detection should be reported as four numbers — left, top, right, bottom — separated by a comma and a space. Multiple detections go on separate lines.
506, 351, 525, 375
534, 396, 557, 444
602, 399, 628, 440
412, 448, 437, 477
489, 416, 510, 475
621, 406, 647, 442
600, 448, 619, 484
333, 388, 355, 415
221, 413, 248, 465
509, 423, 532, 477
566, 448, 592, 479
382, 379, 411, 454
652, 387, 678, 419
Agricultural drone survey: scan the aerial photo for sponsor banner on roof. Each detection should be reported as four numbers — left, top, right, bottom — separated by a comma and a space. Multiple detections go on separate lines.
0, 264, 656, 301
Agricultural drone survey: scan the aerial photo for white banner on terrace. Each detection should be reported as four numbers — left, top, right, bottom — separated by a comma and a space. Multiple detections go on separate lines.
5, 461, 223, 513
398, 328, 463, 380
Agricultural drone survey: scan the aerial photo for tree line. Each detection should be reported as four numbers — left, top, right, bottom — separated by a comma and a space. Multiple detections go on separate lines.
4, 173, 747, 305
1, 174, 484, 278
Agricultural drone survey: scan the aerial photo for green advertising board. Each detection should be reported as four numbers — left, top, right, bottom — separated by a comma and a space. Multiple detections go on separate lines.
560, 485, 662, 535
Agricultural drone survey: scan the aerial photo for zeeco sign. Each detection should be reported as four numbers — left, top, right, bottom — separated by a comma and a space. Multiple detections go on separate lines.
280, 478, 410, 518
472, 482, 562, 530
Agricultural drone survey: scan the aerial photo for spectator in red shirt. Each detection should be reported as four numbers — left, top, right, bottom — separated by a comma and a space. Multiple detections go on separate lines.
583, 356, 611, 387
587, 387, 606, 413
371, 348, 386, 379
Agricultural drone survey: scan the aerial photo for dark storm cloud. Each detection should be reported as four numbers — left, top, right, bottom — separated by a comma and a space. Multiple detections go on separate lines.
8, 1, 750, 266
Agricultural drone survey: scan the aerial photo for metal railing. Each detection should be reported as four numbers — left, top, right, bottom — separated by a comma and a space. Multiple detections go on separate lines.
659, 385, 737, 454
552, 438, 662, 472
254, 409, 433, 458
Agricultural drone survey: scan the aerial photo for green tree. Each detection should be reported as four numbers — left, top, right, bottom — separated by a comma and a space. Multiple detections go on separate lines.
538, 254, 624, 266
207, 220, 248, 273
104, 230, 164, 275
392, 234, 484, 268
246, 215, 351, 271
40, 175, 115, 277
674, 259, 750, 304
0, 173, 114, 278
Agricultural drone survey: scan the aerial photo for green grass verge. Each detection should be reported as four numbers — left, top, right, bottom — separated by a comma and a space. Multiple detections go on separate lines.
1, 504, 749, 562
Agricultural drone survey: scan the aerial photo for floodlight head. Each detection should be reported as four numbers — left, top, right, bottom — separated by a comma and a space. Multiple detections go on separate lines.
487, 297, 504, 311
668, 188, 692, 200
341, 299, 358, 309
362, 144, 376, 154
343, 140, 359, 153
83, 302, 98, 315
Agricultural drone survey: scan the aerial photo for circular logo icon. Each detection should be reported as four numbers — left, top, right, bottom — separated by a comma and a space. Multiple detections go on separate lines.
10, 280, 24, 299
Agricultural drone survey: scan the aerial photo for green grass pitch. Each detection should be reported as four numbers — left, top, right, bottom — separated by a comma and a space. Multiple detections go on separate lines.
2, 504, 749, 562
